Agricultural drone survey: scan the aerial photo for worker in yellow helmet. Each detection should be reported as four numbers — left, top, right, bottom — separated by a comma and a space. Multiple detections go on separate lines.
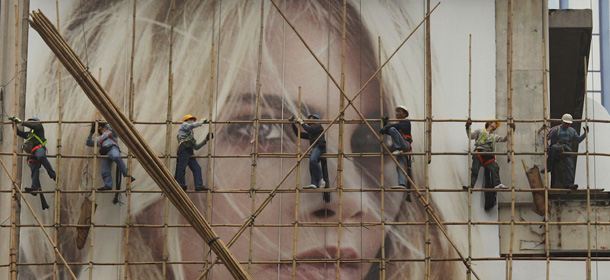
175, 114, 212, 191
464, 120, 515, 209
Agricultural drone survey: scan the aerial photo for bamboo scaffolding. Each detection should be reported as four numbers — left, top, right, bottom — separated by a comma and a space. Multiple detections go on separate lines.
541, 9, 551, 280
0, 158, 77, 279
336, 0, 347, 278
291, 87, 302, 279
27, 10, 251, 280
198, 3, 484, 280
163, 1, 175, 278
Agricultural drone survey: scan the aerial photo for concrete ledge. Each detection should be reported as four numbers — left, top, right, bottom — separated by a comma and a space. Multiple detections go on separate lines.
549, 9, 593, 28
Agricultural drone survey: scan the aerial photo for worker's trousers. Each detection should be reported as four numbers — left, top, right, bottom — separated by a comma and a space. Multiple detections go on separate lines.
388, 127, 411, 186
547, 143, 576, 186
470, 154, 501, 188
101, 146, 129, 188
175, 144, 204, 188
309, 145, 325, 186
28, 147, 56, 190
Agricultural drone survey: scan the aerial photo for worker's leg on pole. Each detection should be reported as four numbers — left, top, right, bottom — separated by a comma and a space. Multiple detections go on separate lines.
388, 127, 409, 151
546, 144, 562, 172
34, 147, 56, 180
470, 155, 481, 188
187, 156, 204, 188
100, 157, 113, 188
309, 145, 324, 186
28, 161, 41, 190
396, 155, 407, 187
486, 161, 502, 188
564, 155, 576, 187
174, 144, 189, 189
108, 146, 128, 177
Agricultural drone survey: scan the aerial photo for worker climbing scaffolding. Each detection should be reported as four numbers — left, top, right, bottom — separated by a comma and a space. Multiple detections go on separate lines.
9, 116, 55, 210
175, 114, 212, 191
380, 105, 413, 202
85, 121, 135, 191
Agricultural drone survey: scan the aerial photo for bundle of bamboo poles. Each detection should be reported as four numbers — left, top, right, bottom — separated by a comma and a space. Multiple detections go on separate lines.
28, 10, 251, 280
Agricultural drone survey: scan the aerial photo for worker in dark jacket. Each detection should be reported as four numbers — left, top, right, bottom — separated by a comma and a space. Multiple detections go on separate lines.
86, 122, 134, 191
543, 113, 587, 189
175, 114, 212, 191
380, 106, 412, 190
290, 114, 326, 189
9, 116, 56, 193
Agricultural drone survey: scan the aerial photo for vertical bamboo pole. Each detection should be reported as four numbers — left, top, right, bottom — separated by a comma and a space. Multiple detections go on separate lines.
540, 6, 551, 279
583, 57, 592, 280
162, 1, 176, 278
506, 0, 515, 279
466, 34, 473, 280
53, 2, 63, 278
378, 36, 386, 280
247, 0, 266, 273
335, 1, 348, 278
424, 0, 432, 278
291, 87, 303, 278
203, 1, 217, 277
87, 68, 103, 280
9, 4, 21, 280
123, 1, 137, 278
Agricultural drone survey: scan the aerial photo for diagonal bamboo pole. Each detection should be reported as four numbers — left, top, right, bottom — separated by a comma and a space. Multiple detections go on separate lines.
27, 10, 251, 280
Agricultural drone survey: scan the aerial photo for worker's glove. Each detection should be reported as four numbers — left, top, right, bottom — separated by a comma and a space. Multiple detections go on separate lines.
583, 126, 589, 133
509, 123, 516, 130
288, 116, 295, 122
297, 118, 304, 125
9, 116, 21, 124
200, 118, 209, 124
465, 119, 472, 129
205, 133, 214, 141
90, 122, 97, 134
381, 116, 389, 127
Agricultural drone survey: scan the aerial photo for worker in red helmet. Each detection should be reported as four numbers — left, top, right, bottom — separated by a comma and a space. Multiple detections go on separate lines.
380, 106, 412, 192
289, 114, 326, 189
175, 114, 212, 191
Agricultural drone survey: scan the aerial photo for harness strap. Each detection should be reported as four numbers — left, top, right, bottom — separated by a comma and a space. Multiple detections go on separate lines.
474, 149, 495, 167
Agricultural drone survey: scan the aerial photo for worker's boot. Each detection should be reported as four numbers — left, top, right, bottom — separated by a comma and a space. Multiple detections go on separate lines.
180, 185, 187, 191
568, 184, 579, 190
24, 187, 39, 196
195, 186, 210, 191
97, 186, 112, 191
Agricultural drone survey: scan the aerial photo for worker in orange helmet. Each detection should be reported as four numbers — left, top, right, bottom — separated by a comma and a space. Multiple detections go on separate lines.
175, 114, 213, 191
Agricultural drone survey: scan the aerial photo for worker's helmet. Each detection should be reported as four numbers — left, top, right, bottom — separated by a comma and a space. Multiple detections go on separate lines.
182, 114, 197, 122
395, 106, 409, 117
28, 117, 40, 122
308, 114, 321, 119
561, 113, 573, 124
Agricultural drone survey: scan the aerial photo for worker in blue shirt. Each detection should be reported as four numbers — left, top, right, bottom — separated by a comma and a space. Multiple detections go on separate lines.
543, 113, 587, 189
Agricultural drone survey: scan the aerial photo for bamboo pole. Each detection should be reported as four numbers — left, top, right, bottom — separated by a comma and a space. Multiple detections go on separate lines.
336, 0, 348, 278
377, 36, 387, 280
163, 1, 175, 278
9, 4, 21, 279
506, 0, 515, 279
583, 57, 592, 280
291, 87, 303, 279
466, 34, 473, 280
87, 68, 103, 280
53, 2, 63, 279
123, 1, 137, 278
424, 1, 432, 279
541, 16, 551, 280
28, 10, 251, 279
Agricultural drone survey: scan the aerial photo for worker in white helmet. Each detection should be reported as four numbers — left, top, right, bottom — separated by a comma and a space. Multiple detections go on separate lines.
543, 113, 588, 189
380, 106, 412, 197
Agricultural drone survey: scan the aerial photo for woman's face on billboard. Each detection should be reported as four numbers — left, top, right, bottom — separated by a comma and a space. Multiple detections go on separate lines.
173, 6, 406, 279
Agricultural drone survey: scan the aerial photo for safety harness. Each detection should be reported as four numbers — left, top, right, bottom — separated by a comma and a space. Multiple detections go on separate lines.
475, 129, 495, 167
25, 132, 47, 163
399, 130, 413, 152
